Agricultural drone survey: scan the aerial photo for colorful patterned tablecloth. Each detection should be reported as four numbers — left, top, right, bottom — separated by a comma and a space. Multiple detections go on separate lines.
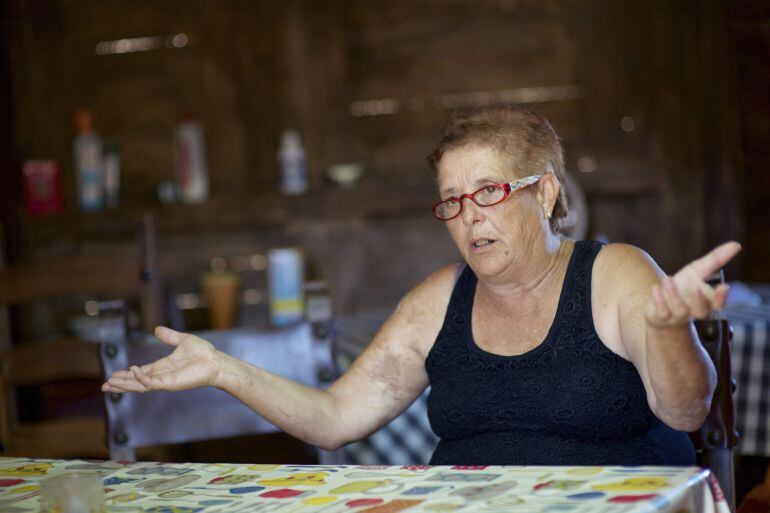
0, 458, 729, 513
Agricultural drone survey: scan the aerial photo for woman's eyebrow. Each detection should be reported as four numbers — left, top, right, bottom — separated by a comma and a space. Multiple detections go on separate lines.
474, 176, 503, 186
440, 176, 503, 197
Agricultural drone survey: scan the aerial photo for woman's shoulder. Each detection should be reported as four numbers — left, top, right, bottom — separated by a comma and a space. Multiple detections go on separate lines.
594, 242, 664, 279
383, 263, 463, 360
592, 242, 665, 302
399, 263, 463, 311
588, 243, 665, 359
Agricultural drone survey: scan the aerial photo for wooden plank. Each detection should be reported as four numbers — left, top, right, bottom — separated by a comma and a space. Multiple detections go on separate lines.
1, 337, 102, 386
0, 254, 140, 304
6, 417, 108, 459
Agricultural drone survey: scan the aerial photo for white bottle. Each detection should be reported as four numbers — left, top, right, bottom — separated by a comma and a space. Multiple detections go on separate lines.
174, 114, 209, 203
103, 142, 121, 208
279, 130, 308, 195
73, 109, 104, 212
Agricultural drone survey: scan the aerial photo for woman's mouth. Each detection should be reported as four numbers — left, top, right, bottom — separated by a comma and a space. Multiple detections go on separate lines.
470, 238, 497, 251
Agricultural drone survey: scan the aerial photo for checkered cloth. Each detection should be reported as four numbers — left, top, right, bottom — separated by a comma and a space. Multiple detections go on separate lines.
726, 284, 770, 458
336, 308, 439, 465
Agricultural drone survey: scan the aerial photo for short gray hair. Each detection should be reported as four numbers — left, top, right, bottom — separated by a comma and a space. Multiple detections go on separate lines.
428, 105, 569, 234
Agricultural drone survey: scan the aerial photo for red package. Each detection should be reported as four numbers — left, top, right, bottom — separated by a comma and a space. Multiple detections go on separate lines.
22, 160, 63, 215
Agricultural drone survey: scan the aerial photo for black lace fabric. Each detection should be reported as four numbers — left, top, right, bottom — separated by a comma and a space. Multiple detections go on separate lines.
425, 240, 695, 465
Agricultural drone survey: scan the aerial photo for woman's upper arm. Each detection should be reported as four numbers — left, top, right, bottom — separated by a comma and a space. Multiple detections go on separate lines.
594, 243, 716, 429
593, 245, 664, 392
327, 264, 458, 444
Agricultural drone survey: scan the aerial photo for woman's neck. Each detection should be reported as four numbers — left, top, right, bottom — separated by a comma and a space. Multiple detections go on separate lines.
476, 237, 573, 314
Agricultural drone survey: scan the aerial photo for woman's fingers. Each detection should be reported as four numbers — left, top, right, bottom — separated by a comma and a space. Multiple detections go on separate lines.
689, 287, 711, 319
103, 364, 173, 393
154, 326, 186, 346
131, 365, 158, 390
131, 364, 179, 391
688, 241, 742, 279
662, 277, 690, 320
697, 281, 718, 304
651, 283, 672, 322
102, 375, 148, 393
102, 370, 141, 391
714, 283, 730, 310
131, 365, 149, 387
651, 272, 732, 327
108, 369, 135, 380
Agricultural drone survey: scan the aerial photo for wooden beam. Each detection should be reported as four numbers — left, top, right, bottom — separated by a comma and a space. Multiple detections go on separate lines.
0, 255, 141, 305
1, 337, 102, 386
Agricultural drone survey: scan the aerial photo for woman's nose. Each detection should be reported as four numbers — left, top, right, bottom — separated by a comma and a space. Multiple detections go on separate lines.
459, 196, 483, 224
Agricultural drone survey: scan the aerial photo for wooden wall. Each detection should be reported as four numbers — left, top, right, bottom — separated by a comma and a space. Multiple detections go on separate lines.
731, 0, 770, 281
1, 0, 758, 324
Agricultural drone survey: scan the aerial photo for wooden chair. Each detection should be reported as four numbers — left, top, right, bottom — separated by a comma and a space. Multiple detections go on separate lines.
692, 317, 738, 511
0, 214, 162, 458
98, 301, 339, 462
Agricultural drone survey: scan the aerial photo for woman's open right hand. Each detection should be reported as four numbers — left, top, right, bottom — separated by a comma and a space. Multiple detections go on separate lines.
101, 326, 221, 393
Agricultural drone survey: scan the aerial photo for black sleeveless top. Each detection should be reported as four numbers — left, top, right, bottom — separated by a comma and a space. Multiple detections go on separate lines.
425, 240, 695, 465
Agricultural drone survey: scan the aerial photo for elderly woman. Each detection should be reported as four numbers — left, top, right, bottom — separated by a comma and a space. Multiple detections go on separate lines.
103, 106, 740, 465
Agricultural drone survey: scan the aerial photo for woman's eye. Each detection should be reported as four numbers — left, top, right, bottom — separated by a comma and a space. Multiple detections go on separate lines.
484, 186, 498, 194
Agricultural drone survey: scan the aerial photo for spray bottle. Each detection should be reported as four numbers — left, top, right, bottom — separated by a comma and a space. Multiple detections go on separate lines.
278, 130, 308, 195
73, 108, 104, 212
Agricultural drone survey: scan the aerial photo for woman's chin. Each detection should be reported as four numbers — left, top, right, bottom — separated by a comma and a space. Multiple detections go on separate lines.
467, 256, 507, 279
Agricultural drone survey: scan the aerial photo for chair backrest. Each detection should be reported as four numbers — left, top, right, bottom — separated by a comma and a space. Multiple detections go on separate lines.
691, 318, 737, 511
0, 214, 161, 458
98, 302, 338, 461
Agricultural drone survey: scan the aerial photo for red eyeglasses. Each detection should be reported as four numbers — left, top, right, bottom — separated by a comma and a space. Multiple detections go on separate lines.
432, 174, 543, 221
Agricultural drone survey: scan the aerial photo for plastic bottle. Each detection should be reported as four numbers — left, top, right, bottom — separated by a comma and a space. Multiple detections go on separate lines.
174, 114, 209, 203
103, 142, 121, 208
278, 130, 308, 195
73, 109, 104, 212
267, 248, 304, 326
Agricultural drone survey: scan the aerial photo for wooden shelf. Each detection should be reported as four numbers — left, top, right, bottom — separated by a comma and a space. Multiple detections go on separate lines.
21, 183, 439, 242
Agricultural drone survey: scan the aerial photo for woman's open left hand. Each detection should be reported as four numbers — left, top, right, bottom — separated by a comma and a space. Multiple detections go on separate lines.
644, 241, 742, 329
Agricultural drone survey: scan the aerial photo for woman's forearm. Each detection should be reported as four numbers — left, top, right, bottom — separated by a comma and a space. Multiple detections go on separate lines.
644, 322, 716, 431
212, 350, 345, 450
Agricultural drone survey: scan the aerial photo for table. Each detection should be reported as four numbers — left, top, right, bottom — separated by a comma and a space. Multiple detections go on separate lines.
0, 457, 729, 513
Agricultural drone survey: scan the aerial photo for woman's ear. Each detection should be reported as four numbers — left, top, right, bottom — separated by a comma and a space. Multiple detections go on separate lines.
536, 173, 561, 218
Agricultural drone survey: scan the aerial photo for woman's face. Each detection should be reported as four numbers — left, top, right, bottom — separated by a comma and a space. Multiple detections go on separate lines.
436, 143, 545, 280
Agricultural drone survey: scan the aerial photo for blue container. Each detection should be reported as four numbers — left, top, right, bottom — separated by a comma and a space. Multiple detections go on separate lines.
267, 248, 304, 326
